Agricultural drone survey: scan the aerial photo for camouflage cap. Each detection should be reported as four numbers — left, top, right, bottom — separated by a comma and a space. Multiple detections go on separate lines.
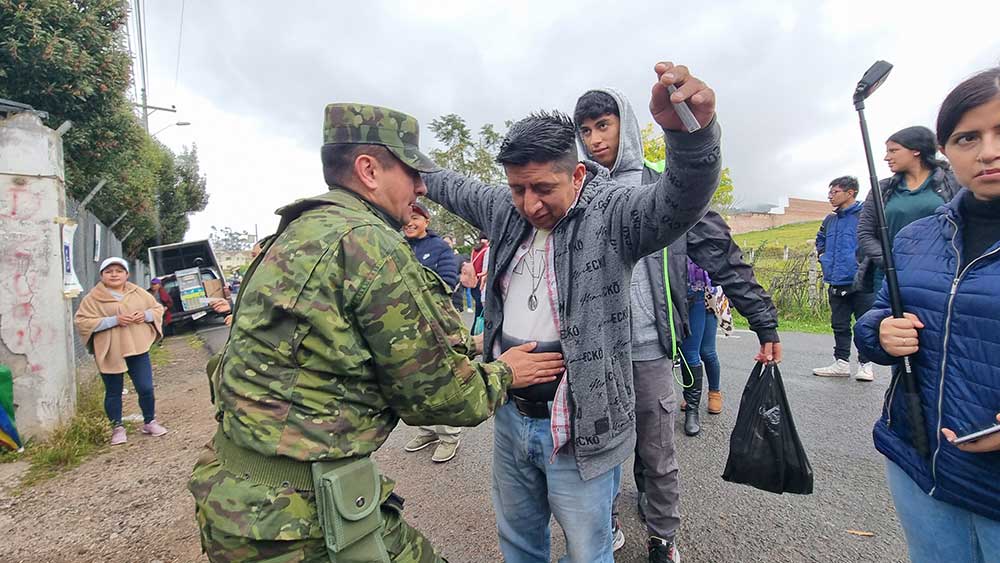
323, 103, 440, 173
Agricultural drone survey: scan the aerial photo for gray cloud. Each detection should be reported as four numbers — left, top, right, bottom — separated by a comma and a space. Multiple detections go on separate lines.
138, 0, 1000, 237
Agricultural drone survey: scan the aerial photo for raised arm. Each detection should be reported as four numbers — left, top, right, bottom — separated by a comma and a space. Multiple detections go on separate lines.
611, 62, 721, 262
421, 171, 510, 234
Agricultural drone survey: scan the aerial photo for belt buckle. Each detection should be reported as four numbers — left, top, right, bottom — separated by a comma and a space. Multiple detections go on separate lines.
512, 396, 548, 419
512, 396, 531, 418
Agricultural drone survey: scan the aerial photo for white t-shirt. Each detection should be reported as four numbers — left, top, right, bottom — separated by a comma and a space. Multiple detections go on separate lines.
496, 229, 563, 401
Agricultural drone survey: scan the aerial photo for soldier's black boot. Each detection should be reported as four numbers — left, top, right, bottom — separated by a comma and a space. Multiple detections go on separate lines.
683, 364, 704, 436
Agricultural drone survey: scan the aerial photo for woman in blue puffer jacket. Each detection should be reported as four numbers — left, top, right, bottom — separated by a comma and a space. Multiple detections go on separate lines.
855, 66, 1000, 563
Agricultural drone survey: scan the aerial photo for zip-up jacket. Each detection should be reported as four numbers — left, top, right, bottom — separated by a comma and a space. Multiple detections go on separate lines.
816, 201, 863, 287
406, 230, 460, 288
854, 190, 1000, 522
854, 168, 961, 291
422, 119, 722, 480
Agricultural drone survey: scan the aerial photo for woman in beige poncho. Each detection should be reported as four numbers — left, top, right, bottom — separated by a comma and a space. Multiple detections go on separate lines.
75, 257, 168, 445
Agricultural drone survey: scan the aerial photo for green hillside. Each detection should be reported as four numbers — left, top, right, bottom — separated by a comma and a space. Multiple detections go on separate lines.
730, 220, 830, 334
734, 220, 823, 251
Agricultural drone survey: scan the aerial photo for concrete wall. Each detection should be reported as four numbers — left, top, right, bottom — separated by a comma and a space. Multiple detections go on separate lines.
0, 112, 77, 437
729, 197, 831, 234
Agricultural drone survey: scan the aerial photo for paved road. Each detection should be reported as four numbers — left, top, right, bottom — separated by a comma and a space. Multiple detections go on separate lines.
196, 320, 907, 562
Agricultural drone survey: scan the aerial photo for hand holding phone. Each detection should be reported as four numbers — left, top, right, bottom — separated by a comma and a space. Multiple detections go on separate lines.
942, 413, 1000, 454
953, 423, 1000, 445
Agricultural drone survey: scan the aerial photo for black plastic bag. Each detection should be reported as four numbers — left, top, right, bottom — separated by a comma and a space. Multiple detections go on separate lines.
722, 361, 813, 494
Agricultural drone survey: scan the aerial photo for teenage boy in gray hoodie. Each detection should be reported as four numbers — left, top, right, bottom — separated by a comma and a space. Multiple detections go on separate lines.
422, 62, 720, 563
575, 88, 780, 563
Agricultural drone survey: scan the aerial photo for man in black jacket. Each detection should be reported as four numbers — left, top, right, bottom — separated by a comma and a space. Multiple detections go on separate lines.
575, 88, 780, 563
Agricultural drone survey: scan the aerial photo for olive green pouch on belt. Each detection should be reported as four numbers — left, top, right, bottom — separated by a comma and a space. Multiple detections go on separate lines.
311, 457, 390, 563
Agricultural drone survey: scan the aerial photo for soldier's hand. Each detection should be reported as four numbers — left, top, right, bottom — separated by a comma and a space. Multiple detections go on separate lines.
499, 342, 564, 389
472, 333, 484, 356
210, 298, 232, 314
650, 62, 716, 131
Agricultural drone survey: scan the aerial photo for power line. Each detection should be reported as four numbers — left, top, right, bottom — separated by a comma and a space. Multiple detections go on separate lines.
134, 0, 150, 130
140, 0, 150, 98
125, 15, 139, 103
142, 0, 150, 96
174, 0, 185, 88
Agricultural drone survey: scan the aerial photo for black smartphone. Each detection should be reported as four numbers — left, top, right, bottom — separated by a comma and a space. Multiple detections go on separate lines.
953, 423, 1000, 445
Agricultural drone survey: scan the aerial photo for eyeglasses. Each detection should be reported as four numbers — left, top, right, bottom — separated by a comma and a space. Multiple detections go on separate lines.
828, 189, 845, 197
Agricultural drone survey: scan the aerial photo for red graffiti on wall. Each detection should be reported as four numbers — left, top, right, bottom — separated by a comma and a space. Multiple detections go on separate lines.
12, 327, 45, 347
0, 183, 42, 220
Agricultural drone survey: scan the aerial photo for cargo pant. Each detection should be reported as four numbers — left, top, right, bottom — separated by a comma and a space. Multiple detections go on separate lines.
628, 356, 681, 540
190, 447, 446, 563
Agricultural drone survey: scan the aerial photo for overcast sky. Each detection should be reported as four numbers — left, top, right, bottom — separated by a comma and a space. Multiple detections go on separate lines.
137, 0, 1000, 241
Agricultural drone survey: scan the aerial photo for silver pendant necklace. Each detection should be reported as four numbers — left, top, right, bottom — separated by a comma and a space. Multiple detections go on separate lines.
525, 242, 546, 311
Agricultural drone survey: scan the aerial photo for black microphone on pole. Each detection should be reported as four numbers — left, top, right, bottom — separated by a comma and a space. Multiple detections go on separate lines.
852, 60, 930, 458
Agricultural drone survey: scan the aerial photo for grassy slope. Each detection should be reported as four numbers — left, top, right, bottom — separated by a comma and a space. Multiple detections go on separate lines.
730, 220, 831, 334
733, 220, 823, 251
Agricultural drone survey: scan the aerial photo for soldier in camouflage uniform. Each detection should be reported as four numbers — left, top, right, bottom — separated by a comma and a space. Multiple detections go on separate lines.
189, 104, 564, 563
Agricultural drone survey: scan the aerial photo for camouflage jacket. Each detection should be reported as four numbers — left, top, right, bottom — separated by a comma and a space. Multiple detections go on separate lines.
216, 187, 512, 460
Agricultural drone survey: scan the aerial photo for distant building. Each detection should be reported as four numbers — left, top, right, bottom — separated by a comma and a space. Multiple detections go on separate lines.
216, 249, 250, 275
727, 197, 830, 234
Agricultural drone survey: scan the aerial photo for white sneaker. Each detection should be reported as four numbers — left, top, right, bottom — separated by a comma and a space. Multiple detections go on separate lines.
813, 359, 850, 377
855, 362, 875, 381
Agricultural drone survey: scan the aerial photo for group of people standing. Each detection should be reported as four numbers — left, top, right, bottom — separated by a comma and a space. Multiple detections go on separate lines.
810, 69, 1000, 562
185, 60, 728, 563
69, 58, 1000, 563
813, 125, 961, 382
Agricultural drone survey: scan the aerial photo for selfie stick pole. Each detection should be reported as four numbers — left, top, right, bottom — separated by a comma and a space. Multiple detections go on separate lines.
853, 61, 930, 458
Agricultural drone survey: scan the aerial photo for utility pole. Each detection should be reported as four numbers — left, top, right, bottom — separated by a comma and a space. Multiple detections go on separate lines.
134, 0, 149, 131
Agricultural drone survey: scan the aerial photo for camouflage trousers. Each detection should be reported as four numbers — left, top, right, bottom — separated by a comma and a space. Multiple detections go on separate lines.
191, 447, 446, 563
197, 508, 445, 563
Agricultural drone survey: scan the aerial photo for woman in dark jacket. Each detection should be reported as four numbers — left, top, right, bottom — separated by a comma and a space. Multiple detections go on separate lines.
854, 66, 1000, 563
855, 126, 962, 292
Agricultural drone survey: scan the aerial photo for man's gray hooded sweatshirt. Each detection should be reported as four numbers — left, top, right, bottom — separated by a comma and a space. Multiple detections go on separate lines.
576, 88, 778, 361
422, 115, 722, 480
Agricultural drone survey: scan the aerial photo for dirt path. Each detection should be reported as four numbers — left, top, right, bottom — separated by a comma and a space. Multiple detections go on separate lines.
0, 336, 216, 563
1, 330, 907, 562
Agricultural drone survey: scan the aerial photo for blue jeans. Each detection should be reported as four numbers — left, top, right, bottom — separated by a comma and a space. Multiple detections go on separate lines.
680, 292, 722, 391
492, 402, 620, 563
101, 352, 156, 426
886, 460, 1000, 562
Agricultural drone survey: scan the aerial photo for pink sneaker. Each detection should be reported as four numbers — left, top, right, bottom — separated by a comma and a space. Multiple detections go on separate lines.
141, 420, 168, 437
110, 425, 127, 446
